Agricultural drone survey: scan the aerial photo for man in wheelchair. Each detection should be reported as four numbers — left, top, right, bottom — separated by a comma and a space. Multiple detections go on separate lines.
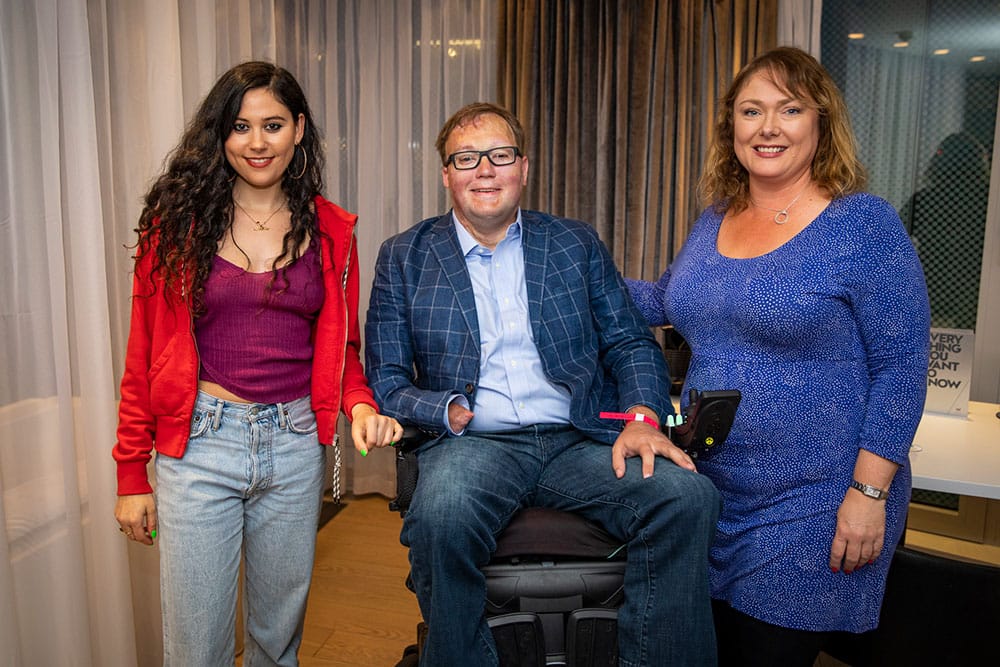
365, 102, 720, 667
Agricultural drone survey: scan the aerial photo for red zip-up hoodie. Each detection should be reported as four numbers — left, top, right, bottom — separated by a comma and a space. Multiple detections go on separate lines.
113, 195, 377, 495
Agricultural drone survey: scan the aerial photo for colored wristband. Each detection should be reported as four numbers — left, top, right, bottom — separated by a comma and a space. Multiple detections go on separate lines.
599, 411, 660, 431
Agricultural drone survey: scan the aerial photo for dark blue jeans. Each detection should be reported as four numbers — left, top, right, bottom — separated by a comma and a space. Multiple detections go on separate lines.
400, 425, 720, 666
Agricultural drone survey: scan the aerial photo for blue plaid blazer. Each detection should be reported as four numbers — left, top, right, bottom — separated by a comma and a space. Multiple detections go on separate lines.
364, 209, 672, 444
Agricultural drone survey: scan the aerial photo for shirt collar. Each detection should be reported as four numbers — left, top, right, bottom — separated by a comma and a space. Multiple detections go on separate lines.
453, 210, 522, 257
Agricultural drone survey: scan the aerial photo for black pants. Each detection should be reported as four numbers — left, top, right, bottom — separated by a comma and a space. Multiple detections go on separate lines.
713, 599, 847, 667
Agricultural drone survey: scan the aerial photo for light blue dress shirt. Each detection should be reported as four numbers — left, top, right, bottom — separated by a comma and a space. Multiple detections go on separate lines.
448, 212, 571, 432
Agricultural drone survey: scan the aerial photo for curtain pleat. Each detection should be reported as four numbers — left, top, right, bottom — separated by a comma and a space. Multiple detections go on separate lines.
498, 0, 777, 281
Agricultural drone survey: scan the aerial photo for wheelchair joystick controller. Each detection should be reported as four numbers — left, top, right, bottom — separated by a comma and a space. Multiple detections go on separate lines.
668, 388, 741, 458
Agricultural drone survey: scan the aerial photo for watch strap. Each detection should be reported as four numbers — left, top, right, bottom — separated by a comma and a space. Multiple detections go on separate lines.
850, 479, 889, 500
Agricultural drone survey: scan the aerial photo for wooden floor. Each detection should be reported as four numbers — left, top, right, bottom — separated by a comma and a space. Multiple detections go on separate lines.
298, 494, 422, 667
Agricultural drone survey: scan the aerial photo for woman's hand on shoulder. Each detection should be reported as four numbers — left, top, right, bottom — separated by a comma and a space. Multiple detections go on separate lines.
350, 403, 403, 456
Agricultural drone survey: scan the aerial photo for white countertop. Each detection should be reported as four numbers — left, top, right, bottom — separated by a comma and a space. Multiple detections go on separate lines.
910, 401, 1000, 500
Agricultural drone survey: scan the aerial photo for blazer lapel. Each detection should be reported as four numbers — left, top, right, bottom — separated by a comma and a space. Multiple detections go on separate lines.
427, 214, 481, 344
520, 211, 549, 339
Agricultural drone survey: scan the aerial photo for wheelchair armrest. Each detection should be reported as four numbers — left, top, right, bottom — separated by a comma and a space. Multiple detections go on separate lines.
394, 424, 430, 453
388, 425, 433, 516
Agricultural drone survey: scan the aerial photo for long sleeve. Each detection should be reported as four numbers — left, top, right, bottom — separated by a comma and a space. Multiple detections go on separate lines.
625, 268, 672, 327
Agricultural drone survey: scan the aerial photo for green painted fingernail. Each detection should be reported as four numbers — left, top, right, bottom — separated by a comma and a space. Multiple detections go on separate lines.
150, 529, 157, 539
360, 448, 368, 457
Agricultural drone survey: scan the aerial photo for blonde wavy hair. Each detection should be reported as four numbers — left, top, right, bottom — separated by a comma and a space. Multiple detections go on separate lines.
700, 47, 867, 213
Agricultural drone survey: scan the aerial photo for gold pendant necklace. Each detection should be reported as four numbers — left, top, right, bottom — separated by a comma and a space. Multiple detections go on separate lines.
233, 198, 286, 231
751, 187, 808, 225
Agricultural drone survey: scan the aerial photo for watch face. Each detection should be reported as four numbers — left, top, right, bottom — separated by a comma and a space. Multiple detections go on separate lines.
852, 480, 887, 500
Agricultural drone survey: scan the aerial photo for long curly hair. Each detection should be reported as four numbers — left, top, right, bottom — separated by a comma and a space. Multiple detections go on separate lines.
700, 47, 867, 213
134, 61, 325, 312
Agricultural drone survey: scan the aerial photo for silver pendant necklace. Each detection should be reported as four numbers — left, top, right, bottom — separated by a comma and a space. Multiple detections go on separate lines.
751, 187, 808, 225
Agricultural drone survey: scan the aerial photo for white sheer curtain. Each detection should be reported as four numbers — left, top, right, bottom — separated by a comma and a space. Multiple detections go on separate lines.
1, 1, 495, 664
1, 1, 134, 665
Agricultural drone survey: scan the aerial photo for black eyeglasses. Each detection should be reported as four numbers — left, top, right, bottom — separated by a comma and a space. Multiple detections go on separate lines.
446, 146, 521, 170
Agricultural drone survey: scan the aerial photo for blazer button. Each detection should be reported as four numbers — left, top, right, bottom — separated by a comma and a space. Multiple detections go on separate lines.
464, 383, 475, 394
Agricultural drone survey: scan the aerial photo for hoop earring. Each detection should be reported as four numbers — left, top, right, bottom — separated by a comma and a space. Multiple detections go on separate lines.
290, 144, 307, 180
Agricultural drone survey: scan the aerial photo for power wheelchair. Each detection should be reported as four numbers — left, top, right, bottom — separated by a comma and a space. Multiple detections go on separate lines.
390, 389, 741, 667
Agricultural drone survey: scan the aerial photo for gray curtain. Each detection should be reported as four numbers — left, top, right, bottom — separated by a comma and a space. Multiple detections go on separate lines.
498, 0, 777, 281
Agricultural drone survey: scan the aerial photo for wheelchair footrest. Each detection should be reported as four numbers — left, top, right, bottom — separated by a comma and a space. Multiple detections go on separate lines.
488, 612, 547, 667
566, 608, 619, 667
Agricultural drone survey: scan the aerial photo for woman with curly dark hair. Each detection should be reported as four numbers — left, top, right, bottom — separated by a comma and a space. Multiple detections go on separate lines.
112, 61, 400, 666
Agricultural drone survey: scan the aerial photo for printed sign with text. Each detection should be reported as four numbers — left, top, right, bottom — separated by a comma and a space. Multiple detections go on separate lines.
924, 327, 974, 417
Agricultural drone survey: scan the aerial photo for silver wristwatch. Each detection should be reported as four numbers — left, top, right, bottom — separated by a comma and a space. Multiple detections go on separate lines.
850, 479, 889, 500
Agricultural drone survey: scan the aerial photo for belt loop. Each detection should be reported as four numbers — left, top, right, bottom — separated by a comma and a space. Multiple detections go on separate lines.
211, 398, 224, 431
277, 403, 288, 430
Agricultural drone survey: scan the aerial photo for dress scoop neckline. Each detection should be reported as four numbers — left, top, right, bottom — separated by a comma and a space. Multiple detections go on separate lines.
714, 200, 833, 261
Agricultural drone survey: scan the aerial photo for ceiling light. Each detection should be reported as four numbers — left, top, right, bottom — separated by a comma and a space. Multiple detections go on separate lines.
848, 33, 864, 40
933, 49, 949, 55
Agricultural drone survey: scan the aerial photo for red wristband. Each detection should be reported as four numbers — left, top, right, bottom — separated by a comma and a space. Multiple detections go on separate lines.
599, 411, 660, 431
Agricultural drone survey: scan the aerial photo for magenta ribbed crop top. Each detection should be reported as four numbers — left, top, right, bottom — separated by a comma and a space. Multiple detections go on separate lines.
196, 246, 324, 403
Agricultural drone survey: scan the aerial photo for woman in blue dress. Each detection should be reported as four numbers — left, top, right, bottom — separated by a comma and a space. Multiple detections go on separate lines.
628, 47, 929, 666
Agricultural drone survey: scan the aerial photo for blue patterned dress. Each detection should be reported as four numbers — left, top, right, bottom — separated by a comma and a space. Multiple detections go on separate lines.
628, 192, 929, 632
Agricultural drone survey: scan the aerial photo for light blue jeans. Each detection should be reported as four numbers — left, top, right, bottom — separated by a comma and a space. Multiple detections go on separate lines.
402, 425, 720, 667
155, 391, 326, 667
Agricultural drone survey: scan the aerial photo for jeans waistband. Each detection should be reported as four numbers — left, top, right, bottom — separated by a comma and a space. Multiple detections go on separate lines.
194, 390, 311, 430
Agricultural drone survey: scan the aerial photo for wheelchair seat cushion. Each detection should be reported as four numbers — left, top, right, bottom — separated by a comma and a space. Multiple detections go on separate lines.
492, 507, 626, 561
